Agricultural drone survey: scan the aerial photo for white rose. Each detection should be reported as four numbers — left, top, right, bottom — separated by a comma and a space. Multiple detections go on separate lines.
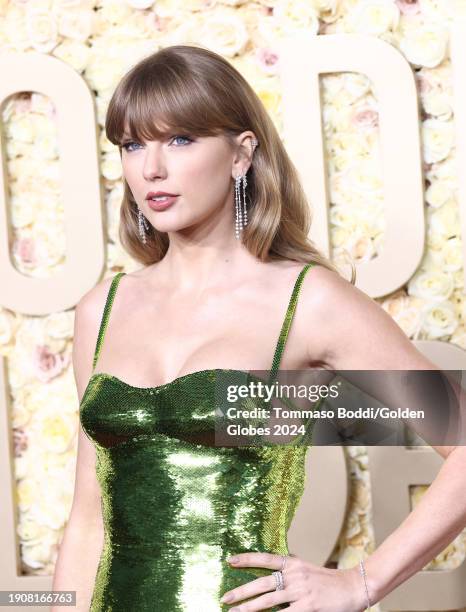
17, 477, 39, 511
329, 205, 359, 229
33, 409, 77, 454
12, 405, 31, 429
52, 40, 91, 72
382, 293, 423, 337
422, 118, 454, 163
85, 51, 126, 92
198, 10, 249, 57
346, 160, 383, 195
97, 0, 133, 26
421, 88, 452, 120
331, 227, 352, 248
442, 238, 463, 272
272, 0, 320, 36
399, 22, 448, 68
57, 8, 97, 41
17, 518, 46, 543
408, 269, 454, 302
425, 156, 457, 185
44, 312, 74, 340
26, 9, 59, 53
22, 539, 55, 570
428, 200, 459, 239
102, 151, 123, 181
349, 0, 399, 34
420, 301, 458, 339
31, 483, 71, 529
3, 6, 30, 51
418, 0, 455, 21
425, 179, 455, 208
32, 225, 66, 267
309, 0, 342, 22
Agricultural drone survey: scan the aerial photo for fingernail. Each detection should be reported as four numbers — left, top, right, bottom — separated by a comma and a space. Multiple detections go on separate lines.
227, 556, 239, 563
220, 593, 233, 603
230, 608, 240, 612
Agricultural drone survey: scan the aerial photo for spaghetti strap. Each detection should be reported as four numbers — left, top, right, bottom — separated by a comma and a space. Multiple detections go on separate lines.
92, 272, 126, 372
268, 262, 315, 381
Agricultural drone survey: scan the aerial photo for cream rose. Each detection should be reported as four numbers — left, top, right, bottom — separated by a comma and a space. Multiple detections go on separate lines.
57, 8, 97, 40
102, 151, 123, 181
198, 10, 249, 57
53, 40, 91, 72
425, 178, 455, 208
399, 21, 448, 68
408, 268, 454, 302
26, 9, 59, 53
428, 200, 459, 239
349, 0, 400, 34
420, 301, 458, 338
260, 0, 319, 41
422, 118, 454, 163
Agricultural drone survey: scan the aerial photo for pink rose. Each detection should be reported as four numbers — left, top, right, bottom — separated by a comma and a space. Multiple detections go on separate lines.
13, 428, 28, 457
33, 345, 70, 383
395, 0, 420, 15
14, 237, 37, 265
351, 108, 379, 130
256, 48, 279, 73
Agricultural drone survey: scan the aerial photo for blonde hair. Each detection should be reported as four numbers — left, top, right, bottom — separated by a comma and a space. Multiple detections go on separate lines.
105, 44, 355, 283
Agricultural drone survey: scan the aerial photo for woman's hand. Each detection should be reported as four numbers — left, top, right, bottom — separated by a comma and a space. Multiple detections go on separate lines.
220, 552, 367, 611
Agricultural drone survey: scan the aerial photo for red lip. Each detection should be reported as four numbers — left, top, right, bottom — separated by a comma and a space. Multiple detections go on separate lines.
147, 195, 178, 211
146, 191, 178, 199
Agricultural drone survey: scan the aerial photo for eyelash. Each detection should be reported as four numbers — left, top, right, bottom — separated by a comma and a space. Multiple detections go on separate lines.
121, 135, 193, 152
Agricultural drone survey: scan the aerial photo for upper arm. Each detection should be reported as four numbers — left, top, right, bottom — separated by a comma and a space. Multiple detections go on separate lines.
302, 267, 458, 459
305, 266, 438, 370
69, 277, 113, 527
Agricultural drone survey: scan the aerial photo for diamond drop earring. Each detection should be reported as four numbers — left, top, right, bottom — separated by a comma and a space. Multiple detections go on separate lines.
234, 137, 258, 239
138, 206, 150, 244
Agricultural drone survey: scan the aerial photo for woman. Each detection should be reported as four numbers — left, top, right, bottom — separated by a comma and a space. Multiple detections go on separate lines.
52, 45, 466, 612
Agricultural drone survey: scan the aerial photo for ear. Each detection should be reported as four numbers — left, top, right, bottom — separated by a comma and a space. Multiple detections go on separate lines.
231, 131, 259, 178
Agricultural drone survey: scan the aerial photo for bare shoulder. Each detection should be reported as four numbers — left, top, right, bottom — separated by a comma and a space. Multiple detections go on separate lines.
73, 275, 117, 401
298, 263, 436, 370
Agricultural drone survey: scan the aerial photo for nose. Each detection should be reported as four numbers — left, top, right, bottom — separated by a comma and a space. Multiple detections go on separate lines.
142, 143, 166, 181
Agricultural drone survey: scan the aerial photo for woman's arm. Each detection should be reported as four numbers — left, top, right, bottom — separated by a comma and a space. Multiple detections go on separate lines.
51, 428, 104, 612
51, 280, 112, 611
305, 266, 466, 605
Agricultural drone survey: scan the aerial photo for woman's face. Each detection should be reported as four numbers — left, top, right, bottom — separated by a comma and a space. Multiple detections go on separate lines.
120, 126, 245, 235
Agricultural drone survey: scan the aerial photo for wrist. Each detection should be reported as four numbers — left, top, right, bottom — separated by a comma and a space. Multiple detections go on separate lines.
359, 556, 382, 608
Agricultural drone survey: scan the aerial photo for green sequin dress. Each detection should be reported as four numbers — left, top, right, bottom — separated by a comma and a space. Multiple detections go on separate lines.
79, 262, 315, 611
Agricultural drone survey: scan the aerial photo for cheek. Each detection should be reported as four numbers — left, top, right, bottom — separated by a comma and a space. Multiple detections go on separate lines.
183, 153, 231, 195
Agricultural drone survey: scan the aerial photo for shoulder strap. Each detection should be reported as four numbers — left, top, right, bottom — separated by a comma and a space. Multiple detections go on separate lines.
268, 262, 315, 381
92, 272, 126, 372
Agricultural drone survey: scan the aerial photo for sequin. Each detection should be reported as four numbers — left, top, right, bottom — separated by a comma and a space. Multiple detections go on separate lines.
79, 263, 315, 611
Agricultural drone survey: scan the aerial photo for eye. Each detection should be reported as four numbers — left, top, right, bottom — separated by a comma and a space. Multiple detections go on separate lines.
171, 135, 193, 146
121, 141, 142, 152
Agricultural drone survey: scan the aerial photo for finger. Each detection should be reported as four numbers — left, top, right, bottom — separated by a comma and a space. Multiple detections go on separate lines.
226, 588, 291, 612
221, 574, 276, 605
228, 552, 295, 570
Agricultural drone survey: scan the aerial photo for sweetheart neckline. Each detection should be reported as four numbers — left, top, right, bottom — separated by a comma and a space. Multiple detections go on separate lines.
85, 368, 248, 395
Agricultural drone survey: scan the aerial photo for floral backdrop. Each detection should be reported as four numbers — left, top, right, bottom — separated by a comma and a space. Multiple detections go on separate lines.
0, 0, 465, 609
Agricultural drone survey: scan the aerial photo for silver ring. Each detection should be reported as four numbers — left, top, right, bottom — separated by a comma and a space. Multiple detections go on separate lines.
272, 569, 284, 590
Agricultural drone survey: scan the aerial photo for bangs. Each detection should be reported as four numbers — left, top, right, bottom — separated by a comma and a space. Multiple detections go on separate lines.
106, 59, 231, 146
